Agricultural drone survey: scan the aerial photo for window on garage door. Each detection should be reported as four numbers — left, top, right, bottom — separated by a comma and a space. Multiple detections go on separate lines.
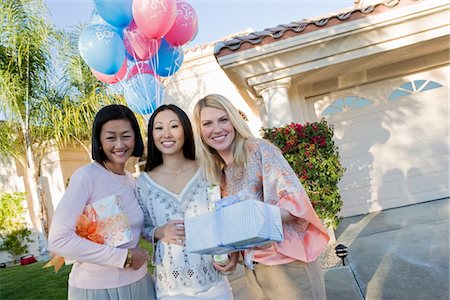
321, 96, 373, 116
388, 79, 443, 101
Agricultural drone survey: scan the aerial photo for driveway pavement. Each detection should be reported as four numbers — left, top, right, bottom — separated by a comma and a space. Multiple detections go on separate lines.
229, 198, 450, 300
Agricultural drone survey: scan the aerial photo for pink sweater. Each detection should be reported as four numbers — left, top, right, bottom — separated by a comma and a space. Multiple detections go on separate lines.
48, 162, 147, 289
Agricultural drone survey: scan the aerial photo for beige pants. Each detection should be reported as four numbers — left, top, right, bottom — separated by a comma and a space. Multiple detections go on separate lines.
244, 259, 326, 300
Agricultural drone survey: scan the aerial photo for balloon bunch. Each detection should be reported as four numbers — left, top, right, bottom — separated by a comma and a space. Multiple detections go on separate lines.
78, 0, 198, 115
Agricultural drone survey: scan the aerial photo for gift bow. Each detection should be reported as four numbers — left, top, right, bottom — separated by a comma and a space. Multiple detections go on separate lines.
76, 214, 105, 244
214, 189, 253, 210
214, 195, 241, 210
43, 213, 104, 273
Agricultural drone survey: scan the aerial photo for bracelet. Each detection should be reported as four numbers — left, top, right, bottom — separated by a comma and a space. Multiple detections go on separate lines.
124, 249, 132, 268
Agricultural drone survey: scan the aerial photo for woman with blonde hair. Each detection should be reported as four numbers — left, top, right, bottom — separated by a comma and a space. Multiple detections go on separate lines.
192, 94, 330, 300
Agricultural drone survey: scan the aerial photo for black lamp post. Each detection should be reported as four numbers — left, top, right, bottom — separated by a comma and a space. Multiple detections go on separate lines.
335, 244, 348, 266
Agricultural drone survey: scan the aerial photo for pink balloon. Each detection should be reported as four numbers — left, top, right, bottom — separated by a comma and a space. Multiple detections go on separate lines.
123, 20, 162, 61
91, 59, 128, 84
128, 61, 155, 79
132, 0, 177, 39
165, 1, 198, 46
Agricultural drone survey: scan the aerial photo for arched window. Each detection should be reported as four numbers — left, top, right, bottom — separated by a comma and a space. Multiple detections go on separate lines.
322, 96, 372, 116
389, 80, 443, 101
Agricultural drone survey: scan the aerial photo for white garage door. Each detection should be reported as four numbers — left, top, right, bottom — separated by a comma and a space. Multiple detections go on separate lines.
311, 66, 449, 217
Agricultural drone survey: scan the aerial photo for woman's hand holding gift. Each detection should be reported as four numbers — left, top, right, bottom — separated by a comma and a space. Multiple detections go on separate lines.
213, 251, 239, 273
128, 247, 151, 270
156, 220, 185, 246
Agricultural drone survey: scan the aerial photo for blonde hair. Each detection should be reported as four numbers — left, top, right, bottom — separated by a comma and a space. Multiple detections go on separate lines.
192, 94, 254, 184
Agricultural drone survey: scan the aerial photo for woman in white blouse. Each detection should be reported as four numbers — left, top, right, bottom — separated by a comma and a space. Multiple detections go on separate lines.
136, 104, 237, 299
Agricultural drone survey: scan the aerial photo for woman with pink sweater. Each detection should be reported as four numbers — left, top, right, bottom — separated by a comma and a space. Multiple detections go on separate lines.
48, 104, 156, 300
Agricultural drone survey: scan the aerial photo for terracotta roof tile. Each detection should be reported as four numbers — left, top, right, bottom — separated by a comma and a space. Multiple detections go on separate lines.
214, 0, 423, 57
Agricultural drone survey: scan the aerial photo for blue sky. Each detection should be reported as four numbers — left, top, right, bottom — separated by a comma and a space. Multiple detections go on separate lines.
45, 0, 355, 47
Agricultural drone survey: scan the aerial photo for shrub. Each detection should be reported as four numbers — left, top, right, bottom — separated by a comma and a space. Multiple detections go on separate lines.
0, 192, 28, 232
0, 192, 32, 262
0, 228, 32, 262
261, 119, 345, 228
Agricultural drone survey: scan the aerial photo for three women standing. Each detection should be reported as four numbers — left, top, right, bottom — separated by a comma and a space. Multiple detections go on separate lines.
49, 97, 329, 299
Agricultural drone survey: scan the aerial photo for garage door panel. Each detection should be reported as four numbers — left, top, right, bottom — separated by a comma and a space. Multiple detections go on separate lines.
384, 112, 448, 136
406, 175, 448, 195
381, 164, 449, 181
338, 136, 386, 158
378, 171, 448, 199
339, 188, 374, 216
339, 187, 372, 202
340, 159, 372, 177
338, 172, 373, 189
375, 145, 449, 170
377, 181, 404, 205
335, 126, 388, 147
379, 187, 450, 209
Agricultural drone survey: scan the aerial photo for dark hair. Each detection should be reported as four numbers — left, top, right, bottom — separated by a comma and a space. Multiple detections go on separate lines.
91, 104, 144, 164
145, 104, 195, 171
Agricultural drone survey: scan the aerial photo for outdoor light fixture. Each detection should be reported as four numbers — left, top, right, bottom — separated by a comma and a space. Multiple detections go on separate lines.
335, 244, 348, 266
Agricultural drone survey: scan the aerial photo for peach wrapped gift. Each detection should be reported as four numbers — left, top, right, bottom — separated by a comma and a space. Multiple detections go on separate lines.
84, 195, 133, 247
44, 195, 132, 273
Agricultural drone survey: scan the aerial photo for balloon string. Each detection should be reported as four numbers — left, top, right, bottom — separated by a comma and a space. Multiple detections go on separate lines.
123, 28, 156, 116
116, 75, 149, 122
131, 34, 154, 116
128, 32, 147, 107
113, 55, 149, 121
169, 46, 178, 77
148, 39, 162, 108
161, 44, 182, 99
145, 39, 158, 111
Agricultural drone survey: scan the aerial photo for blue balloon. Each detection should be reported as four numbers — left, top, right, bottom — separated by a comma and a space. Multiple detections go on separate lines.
78, 24, 125, 75
150, 39, 184, 77
124, 73, 164, 115
90, 9, 123, 38
94, 0, 133, 28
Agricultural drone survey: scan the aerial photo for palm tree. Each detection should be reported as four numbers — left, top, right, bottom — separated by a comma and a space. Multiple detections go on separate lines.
0, 0, 56, 249
43, 25, 125, 154
0, 0, 126, 254
47, 25, 147, 156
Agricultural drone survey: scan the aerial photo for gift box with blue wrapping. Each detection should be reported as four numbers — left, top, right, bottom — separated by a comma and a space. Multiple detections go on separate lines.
185, 199, 284, 254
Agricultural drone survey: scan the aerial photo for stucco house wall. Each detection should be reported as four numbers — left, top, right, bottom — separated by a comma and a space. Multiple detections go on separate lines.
163, 45, 262, 135
0, 156, 25, 193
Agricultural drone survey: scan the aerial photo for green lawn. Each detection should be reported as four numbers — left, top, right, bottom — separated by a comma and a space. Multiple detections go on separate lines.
0, 239, 154, 300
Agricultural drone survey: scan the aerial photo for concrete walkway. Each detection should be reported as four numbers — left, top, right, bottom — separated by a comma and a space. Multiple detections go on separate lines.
228, 198, 450, 299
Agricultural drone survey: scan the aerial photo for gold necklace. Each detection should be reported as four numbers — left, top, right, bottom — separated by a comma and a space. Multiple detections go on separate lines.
103, 165, 130, 187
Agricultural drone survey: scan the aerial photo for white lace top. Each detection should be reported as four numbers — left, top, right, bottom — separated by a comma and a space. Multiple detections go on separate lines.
136, 170, 228, 298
